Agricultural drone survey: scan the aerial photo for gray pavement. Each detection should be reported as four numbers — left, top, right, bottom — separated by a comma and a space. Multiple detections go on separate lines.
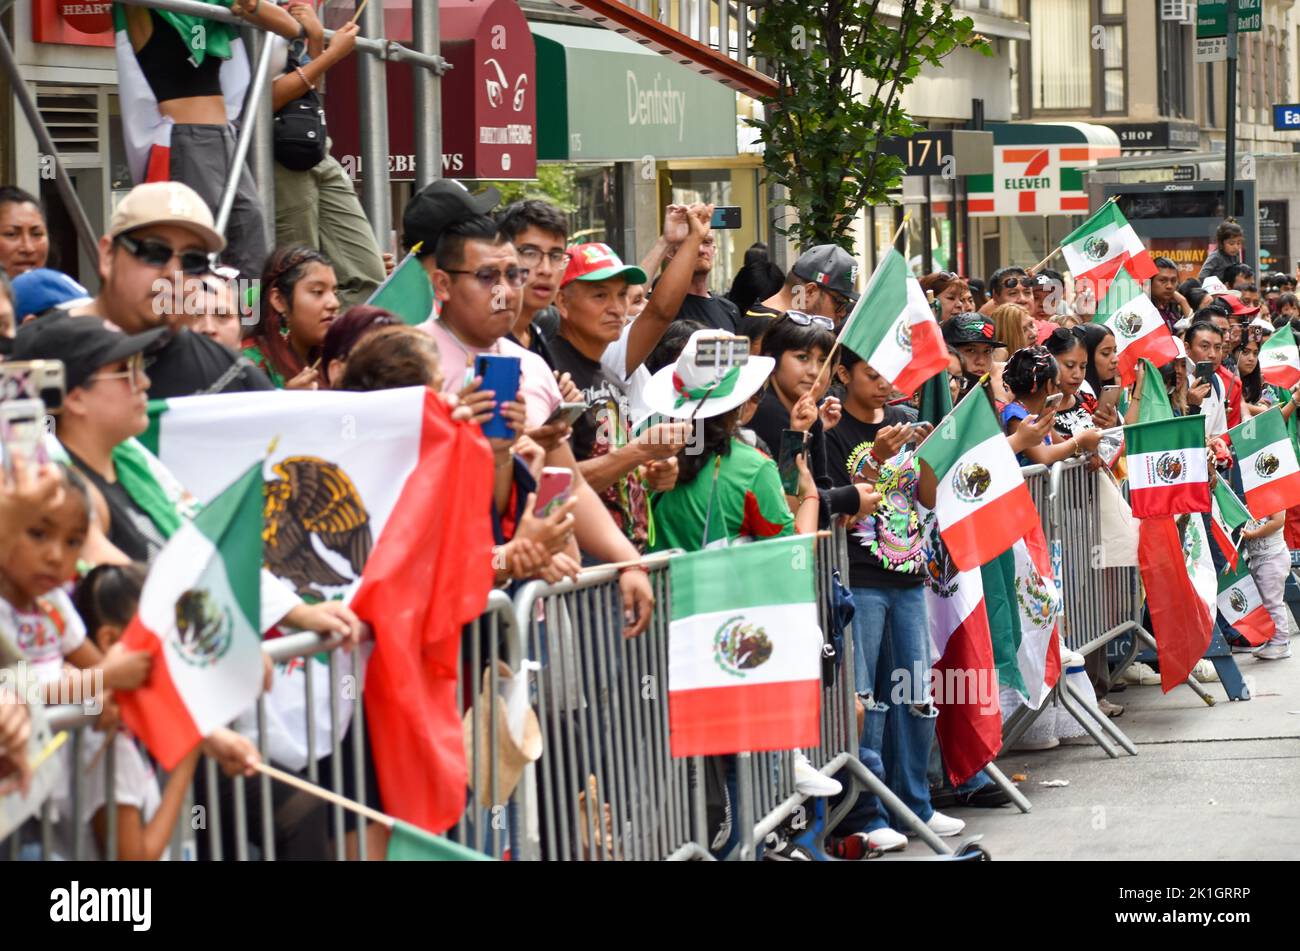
895, 653, 1300, 860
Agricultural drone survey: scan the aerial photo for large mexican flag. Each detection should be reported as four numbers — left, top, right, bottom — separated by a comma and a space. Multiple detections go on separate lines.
1227, 406, 1300, 518
116, 462, 266, 769
837, 249, 947, 395
667, 535, 822, 757
142, 386, 495, 834
916, 387, 1040, 571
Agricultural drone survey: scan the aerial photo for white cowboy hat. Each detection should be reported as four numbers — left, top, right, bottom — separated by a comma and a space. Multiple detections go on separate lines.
1199, 276, 1240, 298
642, 330, 775, 420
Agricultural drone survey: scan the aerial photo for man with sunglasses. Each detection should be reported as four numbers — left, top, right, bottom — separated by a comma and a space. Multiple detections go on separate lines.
741, 244, 860, 343
62, 182, 273, 399
981, 265, 1035, 316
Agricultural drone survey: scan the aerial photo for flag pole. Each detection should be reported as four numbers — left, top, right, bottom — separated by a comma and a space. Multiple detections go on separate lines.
809, 214, 912, 398
253, 760, 395, 828
1028, 195, 1120, 276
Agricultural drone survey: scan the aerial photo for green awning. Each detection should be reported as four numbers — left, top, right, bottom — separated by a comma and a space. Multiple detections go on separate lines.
532, 22, 738, 162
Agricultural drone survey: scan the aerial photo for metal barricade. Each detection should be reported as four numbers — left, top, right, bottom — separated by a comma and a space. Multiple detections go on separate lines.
511, 554, 710, 862
2, 591, 523, 862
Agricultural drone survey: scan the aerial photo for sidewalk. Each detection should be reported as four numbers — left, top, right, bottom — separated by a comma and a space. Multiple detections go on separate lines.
906, 655, 1300, 860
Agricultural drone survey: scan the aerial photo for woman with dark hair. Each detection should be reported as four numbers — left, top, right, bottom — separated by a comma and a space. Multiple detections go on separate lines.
0, 186, 49, 277
1000, 346, 1101, 466
965, 278, 989, 313
726, 242, 784, 318
1044, 327, 1100, 440
243, 245, 339, 389
1234, 337, 1271, 415
321, 304, 398, 387
918, 272, 974, 323
1073, 322, 1124, 427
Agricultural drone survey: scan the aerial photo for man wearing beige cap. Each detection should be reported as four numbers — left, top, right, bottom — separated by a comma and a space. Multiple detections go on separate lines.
61, 181, 273, 398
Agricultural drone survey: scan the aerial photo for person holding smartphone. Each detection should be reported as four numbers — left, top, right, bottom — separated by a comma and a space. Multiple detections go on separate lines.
999, 347, 1101, 466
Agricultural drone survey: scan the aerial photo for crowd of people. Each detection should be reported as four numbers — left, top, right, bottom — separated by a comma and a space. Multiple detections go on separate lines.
1, 83, 1297, 863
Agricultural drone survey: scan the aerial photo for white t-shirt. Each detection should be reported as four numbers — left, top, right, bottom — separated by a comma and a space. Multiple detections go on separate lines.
74, 730, 166, 861
0, 588, 86, 686
1246, 516, 1288, 558
600, 321, 653, 429
1198, 376, 1229, 437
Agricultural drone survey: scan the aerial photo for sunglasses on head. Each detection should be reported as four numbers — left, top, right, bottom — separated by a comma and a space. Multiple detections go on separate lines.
786, 311, 836, 331
116, 233, 213, 276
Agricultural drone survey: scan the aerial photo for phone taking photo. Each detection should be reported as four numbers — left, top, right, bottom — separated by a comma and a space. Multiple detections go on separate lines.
1043, 392, 1065, 411
1195, 361, 1216, 387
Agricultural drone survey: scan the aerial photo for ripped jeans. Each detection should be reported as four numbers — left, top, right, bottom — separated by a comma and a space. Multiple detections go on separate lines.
850, 584, 937, 824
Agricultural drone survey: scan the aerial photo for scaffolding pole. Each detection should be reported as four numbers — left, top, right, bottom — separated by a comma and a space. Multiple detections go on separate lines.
356, 0, 391, 244
0, 22, 99, 263
412, 0, 443, 188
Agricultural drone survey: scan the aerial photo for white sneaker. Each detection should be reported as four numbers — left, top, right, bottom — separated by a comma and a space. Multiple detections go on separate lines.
905, 810, 966, 838
792, 751, 842, 797
1059, 647, 1085, 667
865, 827, 909, 853
1121, 662, 1161, 685
1012, 735, 1060, 752
1253, 641, 1293, 660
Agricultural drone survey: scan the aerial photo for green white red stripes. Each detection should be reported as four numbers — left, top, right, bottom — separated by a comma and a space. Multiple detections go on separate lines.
668, 536, 822, 757
837, 249, 947, 396
1093, 269, 1179, 386
1210, 479, 1250, 570
116, 463, 266, 769
1061, 201, 1157, 284
1228, 407, 1300, 518
1259, 323, 1300, 388
1011, 526, 1062, 710
1125, 415, 1210, 517
1217, 558, 1275, 647
917, 389, 1040, 571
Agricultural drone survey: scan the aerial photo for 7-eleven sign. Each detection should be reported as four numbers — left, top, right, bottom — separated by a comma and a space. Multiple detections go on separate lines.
968, 145, 1099, 217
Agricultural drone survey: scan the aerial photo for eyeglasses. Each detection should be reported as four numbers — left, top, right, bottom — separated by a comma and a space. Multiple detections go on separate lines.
1000, 277, 1035, 290
88, 352, 146, 392
442, 266, 530, 288
786, 311, 836, 331
823, 290, 852, 318
515, 246, 571, 269
115, 233, 213, 276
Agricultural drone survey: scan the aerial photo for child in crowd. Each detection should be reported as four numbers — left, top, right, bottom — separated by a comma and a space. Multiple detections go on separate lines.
1198, 220, 1245, 283
1000, 346, 1102, 467
1242, 512, 1294, 660
70, 563, 200, 860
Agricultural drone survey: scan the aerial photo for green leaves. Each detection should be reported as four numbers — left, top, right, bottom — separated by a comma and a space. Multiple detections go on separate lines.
751, 0, 970, 248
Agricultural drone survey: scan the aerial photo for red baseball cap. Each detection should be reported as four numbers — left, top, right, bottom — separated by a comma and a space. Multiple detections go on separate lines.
560, 243, 649, 288
1216, 293, 1260, 317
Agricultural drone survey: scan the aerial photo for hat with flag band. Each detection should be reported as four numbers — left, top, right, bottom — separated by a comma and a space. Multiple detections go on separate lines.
561, 243, 648, 287
643, 330, 774, 420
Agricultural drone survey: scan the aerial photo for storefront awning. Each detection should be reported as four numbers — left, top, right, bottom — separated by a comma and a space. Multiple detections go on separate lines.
532, 22, 737, 163
967, 122, 1121, 216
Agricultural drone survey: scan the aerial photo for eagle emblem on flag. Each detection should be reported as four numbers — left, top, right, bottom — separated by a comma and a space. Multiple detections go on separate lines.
1082, 235, 1110, 262
951, 463, 991, 503
263, 456, 374, 600
1155, 453, 1185, 483
712, 616, 773, 677
1228, 587, 1248, 614
1255, 453, 1281, 478
1113, 308, 1143, 339
173, 589, 233, 668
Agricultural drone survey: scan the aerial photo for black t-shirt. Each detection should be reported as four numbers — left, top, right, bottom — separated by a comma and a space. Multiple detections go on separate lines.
146, 328, 274, 399
507, 319, 557, 370
823, 404, 926, 589
738, 301, 784, 343
672, 292, 740, 333
747, 388, 860, 523
67, 451, 166, 563
546, 336, 623, 461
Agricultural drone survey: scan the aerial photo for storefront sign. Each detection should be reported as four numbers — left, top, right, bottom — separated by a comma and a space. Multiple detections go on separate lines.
329, 0, 537, 180
880, 130, 993, 177
1108, 121, 1201, 151
33, 0, 114, 47
967, 123, 1120, 217
1146, 237, 1208, 279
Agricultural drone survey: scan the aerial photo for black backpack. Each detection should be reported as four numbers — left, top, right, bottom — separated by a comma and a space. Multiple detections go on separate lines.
272, 52, 327, 172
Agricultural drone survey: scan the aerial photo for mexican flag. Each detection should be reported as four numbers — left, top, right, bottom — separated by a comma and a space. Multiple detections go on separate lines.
922, 513, 1002, 787
1125, 415, 1210, 518
1227, 406, 1300, 518
1217, 557, 1276, 647
1010, 526, 1063, 710
916, 387, 1040, 571
1258, 322, 1300, 388
1210, 478, 1251, 571
1138, 516, 1215, 694
141, 386, 495, 833
1136, 356, 1176, 425
367, 247, 435, 325
837, 249, 947, 395
116, 463, 267, 770
1060, 200, 1157, 285
386, 820, 495, 861
1093, 269, 1179, 386
667, 536, 822, 757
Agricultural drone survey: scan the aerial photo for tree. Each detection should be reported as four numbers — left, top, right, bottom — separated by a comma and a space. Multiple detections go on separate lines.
748, 0, 990, 252
482, 164, 579, 213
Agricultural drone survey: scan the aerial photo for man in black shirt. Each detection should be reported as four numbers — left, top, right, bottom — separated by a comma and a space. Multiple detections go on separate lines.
740, 244, 859, 342
642, 221, 739, 333
65, 182, 272, 398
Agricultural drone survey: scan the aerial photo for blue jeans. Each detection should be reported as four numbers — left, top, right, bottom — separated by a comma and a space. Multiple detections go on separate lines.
850, 584, 937, 824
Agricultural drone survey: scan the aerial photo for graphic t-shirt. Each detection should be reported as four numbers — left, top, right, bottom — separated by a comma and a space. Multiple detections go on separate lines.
0, 587, 86, 685
824, 404, 925, 589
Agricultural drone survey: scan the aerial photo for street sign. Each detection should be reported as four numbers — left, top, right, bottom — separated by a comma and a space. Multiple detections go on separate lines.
1196, 36, 1228, 61
1197, 0, 1261, 38
1273, 104, 1300, 130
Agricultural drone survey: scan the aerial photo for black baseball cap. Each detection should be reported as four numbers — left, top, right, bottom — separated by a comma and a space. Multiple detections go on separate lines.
790, 244, 861, 302
12, 314, 169, 390
401, 180, 502, 253
943, 312, 1004, 348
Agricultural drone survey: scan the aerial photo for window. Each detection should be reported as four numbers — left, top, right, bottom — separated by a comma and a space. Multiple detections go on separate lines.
1030, 0, 1091, 109
1158, 19, 1190, 118
1095, 0, 1126, 114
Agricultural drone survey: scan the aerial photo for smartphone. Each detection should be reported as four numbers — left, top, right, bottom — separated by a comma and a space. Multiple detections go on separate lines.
0, 360, 65, 412
710, 206, 742, 230
1098, 385, 1123, 411
472, 354, 521, 440
1195, 361, 1216, 386
778, 429, 808, 494
1043, 392, 1065, 411
534, 467, 574, 518
1, 399, 50, 480
544, 401, 588, 427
